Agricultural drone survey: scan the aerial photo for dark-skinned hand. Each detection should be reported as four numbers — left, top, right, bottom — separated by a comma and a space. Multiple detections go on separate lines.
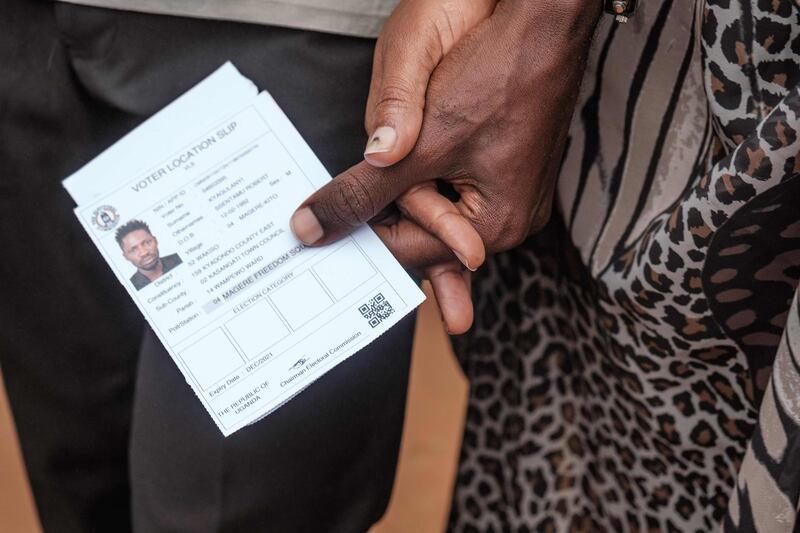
291, 0, 601, 333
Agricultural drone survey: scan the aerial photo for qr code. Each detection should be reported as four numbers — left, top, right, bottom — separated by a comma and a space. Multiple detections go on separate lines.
359, 293, 395, 328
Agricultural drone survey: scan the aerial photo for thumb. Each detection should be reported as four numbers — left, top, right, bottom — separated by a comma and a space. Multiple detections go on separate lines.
362, 35, 435, 168
363, 1, 496, 168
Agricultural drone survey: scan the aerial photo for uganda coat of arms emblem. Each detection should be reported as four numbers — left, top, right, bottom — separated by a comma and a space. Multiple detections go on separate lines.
91, 205, 120, 231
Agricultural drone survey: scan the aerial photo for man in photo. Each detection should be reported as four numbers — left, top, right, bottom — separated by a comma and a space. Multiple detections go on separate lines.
115, 219, 181, 290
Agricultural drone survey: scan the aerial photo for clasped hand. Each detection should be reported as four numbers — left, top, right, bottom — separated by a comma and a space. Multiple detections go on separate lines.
291, 0, 600, 333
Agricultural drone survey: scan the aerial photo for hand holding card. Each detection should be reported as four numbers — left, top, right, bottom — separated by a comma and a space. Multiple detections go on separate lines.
63, 63, 424, 436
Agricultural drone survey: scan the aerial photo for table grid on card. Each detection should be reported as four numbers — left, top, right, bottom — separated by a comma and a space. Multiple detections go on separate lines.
179, 328, 245, 391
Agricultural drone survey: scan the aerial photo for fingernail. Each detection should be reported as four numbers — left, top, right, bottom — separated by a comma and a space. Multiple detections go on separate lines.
364, 126, 397, 156
454, 250, 477, 272
290, 207, 324, 245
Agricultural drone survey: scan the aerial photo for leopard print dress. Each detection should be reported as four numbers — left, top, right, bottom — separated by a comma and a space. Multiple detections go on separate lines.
448, 1, 800, 531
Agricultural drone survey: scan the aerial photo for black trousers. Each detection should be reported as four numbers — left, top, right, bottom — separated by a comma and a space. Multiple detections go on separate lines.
0, 2, 414, 531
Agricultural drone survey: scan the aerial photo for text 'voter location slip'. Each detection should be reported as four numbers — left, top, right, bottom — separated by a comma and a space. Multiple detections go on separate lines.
63, 63, 425, 436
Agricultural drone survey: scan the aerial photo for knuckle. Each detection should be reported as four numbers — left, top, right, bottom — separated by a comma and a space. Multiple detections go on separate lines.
480, 223, 505, 252
501, 230, 528, 251
431, 4, 468, 55
322, 172, 379, 229
376, 75, 421, 114
427, 96, 469, 135
485, 209, 528, 252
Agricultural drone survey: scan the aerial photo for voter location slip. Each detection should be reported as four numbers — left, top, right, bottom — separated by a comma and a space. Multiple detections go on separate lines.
63, 63, 425, 436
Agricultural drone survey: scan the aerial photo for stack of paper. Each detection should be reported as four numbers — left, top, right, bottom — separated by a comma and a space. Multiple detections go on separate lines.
63, 63, 425, 436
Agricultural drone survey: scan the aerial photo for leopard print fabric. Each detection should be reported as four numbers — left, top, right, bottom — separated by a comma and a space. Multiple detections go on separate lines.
448, 1, 800, 531
721, 178, 800, 531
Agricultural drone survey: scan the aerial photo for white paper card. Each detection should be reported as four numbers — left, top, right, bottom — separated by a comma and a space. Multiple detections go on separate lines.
63, 63, 425, 436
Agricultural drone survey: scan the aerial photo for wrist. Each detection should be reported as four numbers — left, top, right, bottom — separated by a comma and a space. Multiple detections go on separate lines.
489, 0, 600, 93
502, 0, 602, 45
